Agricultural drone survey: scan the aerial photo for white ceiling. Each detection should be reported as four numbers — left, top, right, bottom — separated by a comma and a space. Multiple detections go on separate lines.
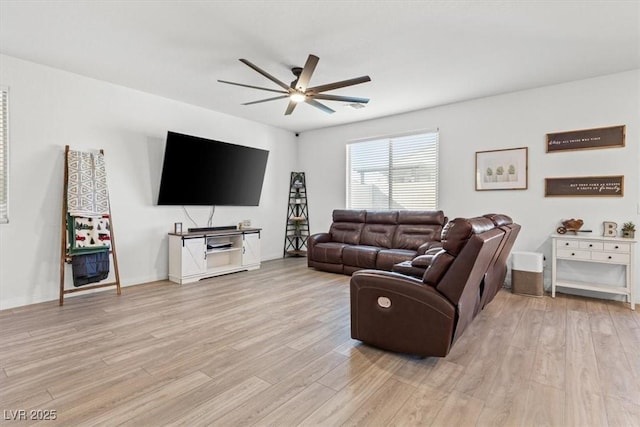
1, 1, 638, 133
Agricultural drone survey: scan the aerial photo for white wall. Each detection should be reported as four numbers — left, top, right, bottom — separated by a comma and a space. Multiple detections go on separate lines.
0, 55, 297, 309
299, 70, 640, 302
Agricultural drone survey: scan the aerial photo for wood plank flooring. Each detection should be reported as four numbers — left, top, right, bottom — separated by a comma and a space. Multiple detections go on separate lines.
1, 257, 639, 426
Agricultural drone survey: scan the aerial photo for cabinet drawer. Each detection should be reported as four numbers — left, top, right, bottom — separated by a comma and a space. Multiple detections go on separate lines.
557, 249, 591, 260
591, 252, 630, 264
603, 242, 630, 253
557, 240, 579, 249
579, 241, 603, 250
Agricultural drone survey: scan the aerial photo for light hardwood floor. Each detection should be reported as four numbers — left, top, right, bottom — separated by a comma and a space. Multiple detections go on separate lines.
1, 257, 639, 426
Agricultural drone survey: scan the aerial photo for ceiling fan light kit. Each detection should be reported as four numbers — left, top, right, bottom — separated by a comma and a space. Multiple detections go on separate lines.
289, 92, 306, 103
218, 54, 371, 115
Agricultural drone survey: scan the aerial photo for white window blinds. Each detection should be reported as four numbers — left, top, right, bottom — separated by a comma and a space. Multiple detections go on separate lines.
0, 87, 7, 224
347, 131, 439, 210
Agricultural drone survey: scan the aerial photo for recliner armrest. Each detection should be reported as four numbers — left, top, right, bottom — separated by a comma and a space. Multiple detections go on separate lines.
308, 232, 331, 245
350, 270, 454, 319
417, 241, 443, 255
411, 250, 440, 268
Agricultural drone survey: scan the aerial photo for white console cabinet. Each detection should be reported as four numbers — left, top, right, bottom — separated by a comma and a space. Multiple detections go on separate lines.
551, 233, 636, 310
169, 228, 261, 284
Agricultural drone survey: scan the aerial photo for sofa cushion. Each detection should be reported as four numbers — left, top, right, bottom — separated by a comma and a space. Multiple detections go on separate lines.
398, 210, 445, 225
361, 224, 396, 248
393, 210, 445, 250
393, 225, 442, 250
312, 242, 349, 264
333, 209, 366, 223
343, 245, 380, 269
376, 248, 417, 271
329, 222, 364, 245
365, 210, 398, 224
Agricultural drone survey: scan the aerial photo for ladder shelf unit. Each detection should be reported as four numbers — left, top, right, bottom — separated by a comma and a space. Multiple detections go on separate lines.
284, 172, 310, 257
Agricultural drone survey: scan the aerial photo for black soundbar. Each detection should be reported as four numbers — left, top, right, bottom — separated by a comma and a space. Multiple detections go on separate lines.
188, 225, 237, 232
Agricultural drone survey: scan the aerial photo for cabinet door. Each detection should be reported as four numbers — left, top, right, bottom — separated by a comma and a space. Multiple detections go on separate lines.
182, 237, 206, 276
242, 233, 261, 267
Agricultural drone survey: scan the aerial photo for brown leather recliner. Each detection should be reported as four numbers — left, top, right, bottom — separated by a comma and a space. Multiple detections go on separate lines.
350, 216, 509, 357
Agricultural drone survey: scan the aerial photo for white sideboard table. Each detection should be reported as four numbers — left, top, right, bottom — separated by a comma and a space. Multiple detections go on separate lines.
551, 233, 636, 310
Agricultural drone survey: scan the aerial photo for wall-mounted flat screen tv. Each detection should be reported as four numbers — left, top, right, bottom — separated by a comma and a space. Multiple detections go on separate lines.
157, 131, 269, 206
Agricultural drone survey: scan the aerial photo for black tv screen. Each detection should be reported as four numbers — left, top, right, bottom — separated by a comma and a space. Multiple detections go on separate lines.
157, 132, 269, 206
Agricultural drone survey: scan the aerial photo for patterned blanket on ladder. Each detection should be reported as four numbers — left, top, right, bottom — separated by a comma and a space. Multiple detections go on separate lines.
67, 150, 111, 254
67, 150, 110, 217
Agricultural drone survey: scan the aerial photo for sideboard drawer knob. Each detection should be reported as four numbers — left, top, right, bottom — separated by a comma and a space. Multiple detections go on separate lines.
608, 256, 612, 259
615, 245, 619, 249
589, 244, 593, 247
565, 242, 570, 246
571, 252, 575, 256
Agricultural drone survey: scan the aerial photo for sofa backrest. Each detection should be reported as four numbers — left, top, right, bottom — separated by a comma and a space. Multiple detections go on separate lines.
329, 209, 446, 249
422, 217, 504, 341
360, 211, 398, 248
329, 210, 366, 244
393, 210, 446, 250
479, 214, 521, 309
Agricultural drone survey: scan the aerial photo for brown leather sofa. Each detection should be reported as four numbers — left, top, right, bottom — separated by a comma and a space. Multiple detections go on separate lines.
350, 215, 517, 357
307, 209, 447, 275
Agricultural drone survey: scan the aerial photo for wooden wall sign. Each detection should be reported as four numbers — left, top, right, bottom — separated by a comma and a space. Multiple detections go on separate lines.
546, 125, 625, 152
545, 175, 624, 197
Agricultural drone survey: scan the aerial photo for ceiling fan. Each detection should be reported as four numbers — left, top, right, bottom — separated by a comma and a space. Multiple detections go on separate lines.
218, 54, 371, 115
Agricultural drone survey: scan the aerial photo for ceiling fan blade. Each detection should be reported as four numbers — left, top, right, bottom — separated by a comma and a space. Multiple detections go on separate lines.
242, 95, 289, 105
239, 58, 291, 91
295, 54, 319, 92
308, 76, 371, 93
284, 100, 298, 115
218, 80, 289, 94
305, 98, 335, 114
312, 94, 369, 104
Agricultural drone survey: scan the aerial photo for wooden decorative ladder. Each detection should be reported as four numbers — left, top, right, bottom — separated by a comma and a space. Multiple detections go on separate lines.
59, 145, 121, 305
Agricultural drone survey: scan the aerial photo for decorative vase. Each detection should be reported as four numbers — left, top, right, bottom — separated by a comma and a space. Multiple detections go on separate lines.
622, 230, 635, 238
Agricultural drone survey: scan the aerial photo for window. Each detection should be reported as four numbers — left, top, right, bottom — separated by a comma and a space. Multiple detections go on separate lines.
347, 131, 439, 210
0, 86, 7, 224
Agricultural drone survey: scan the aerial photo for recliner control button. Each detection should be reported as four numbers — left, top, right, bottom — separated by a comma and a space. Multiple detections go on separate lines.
378, 296, 391, 308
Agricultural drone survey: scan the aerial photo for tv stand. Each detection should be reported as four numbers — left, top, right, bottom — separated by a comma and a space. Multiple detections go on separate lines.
188, 225, 237, 233
168, 228, 261, 284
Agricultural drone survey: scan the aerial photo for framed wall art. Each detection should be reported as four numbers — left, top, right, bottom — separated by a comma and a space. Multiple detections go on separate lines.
475, 147, 528, 191
544, 175, 624, 197
546, 125, 625, 153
